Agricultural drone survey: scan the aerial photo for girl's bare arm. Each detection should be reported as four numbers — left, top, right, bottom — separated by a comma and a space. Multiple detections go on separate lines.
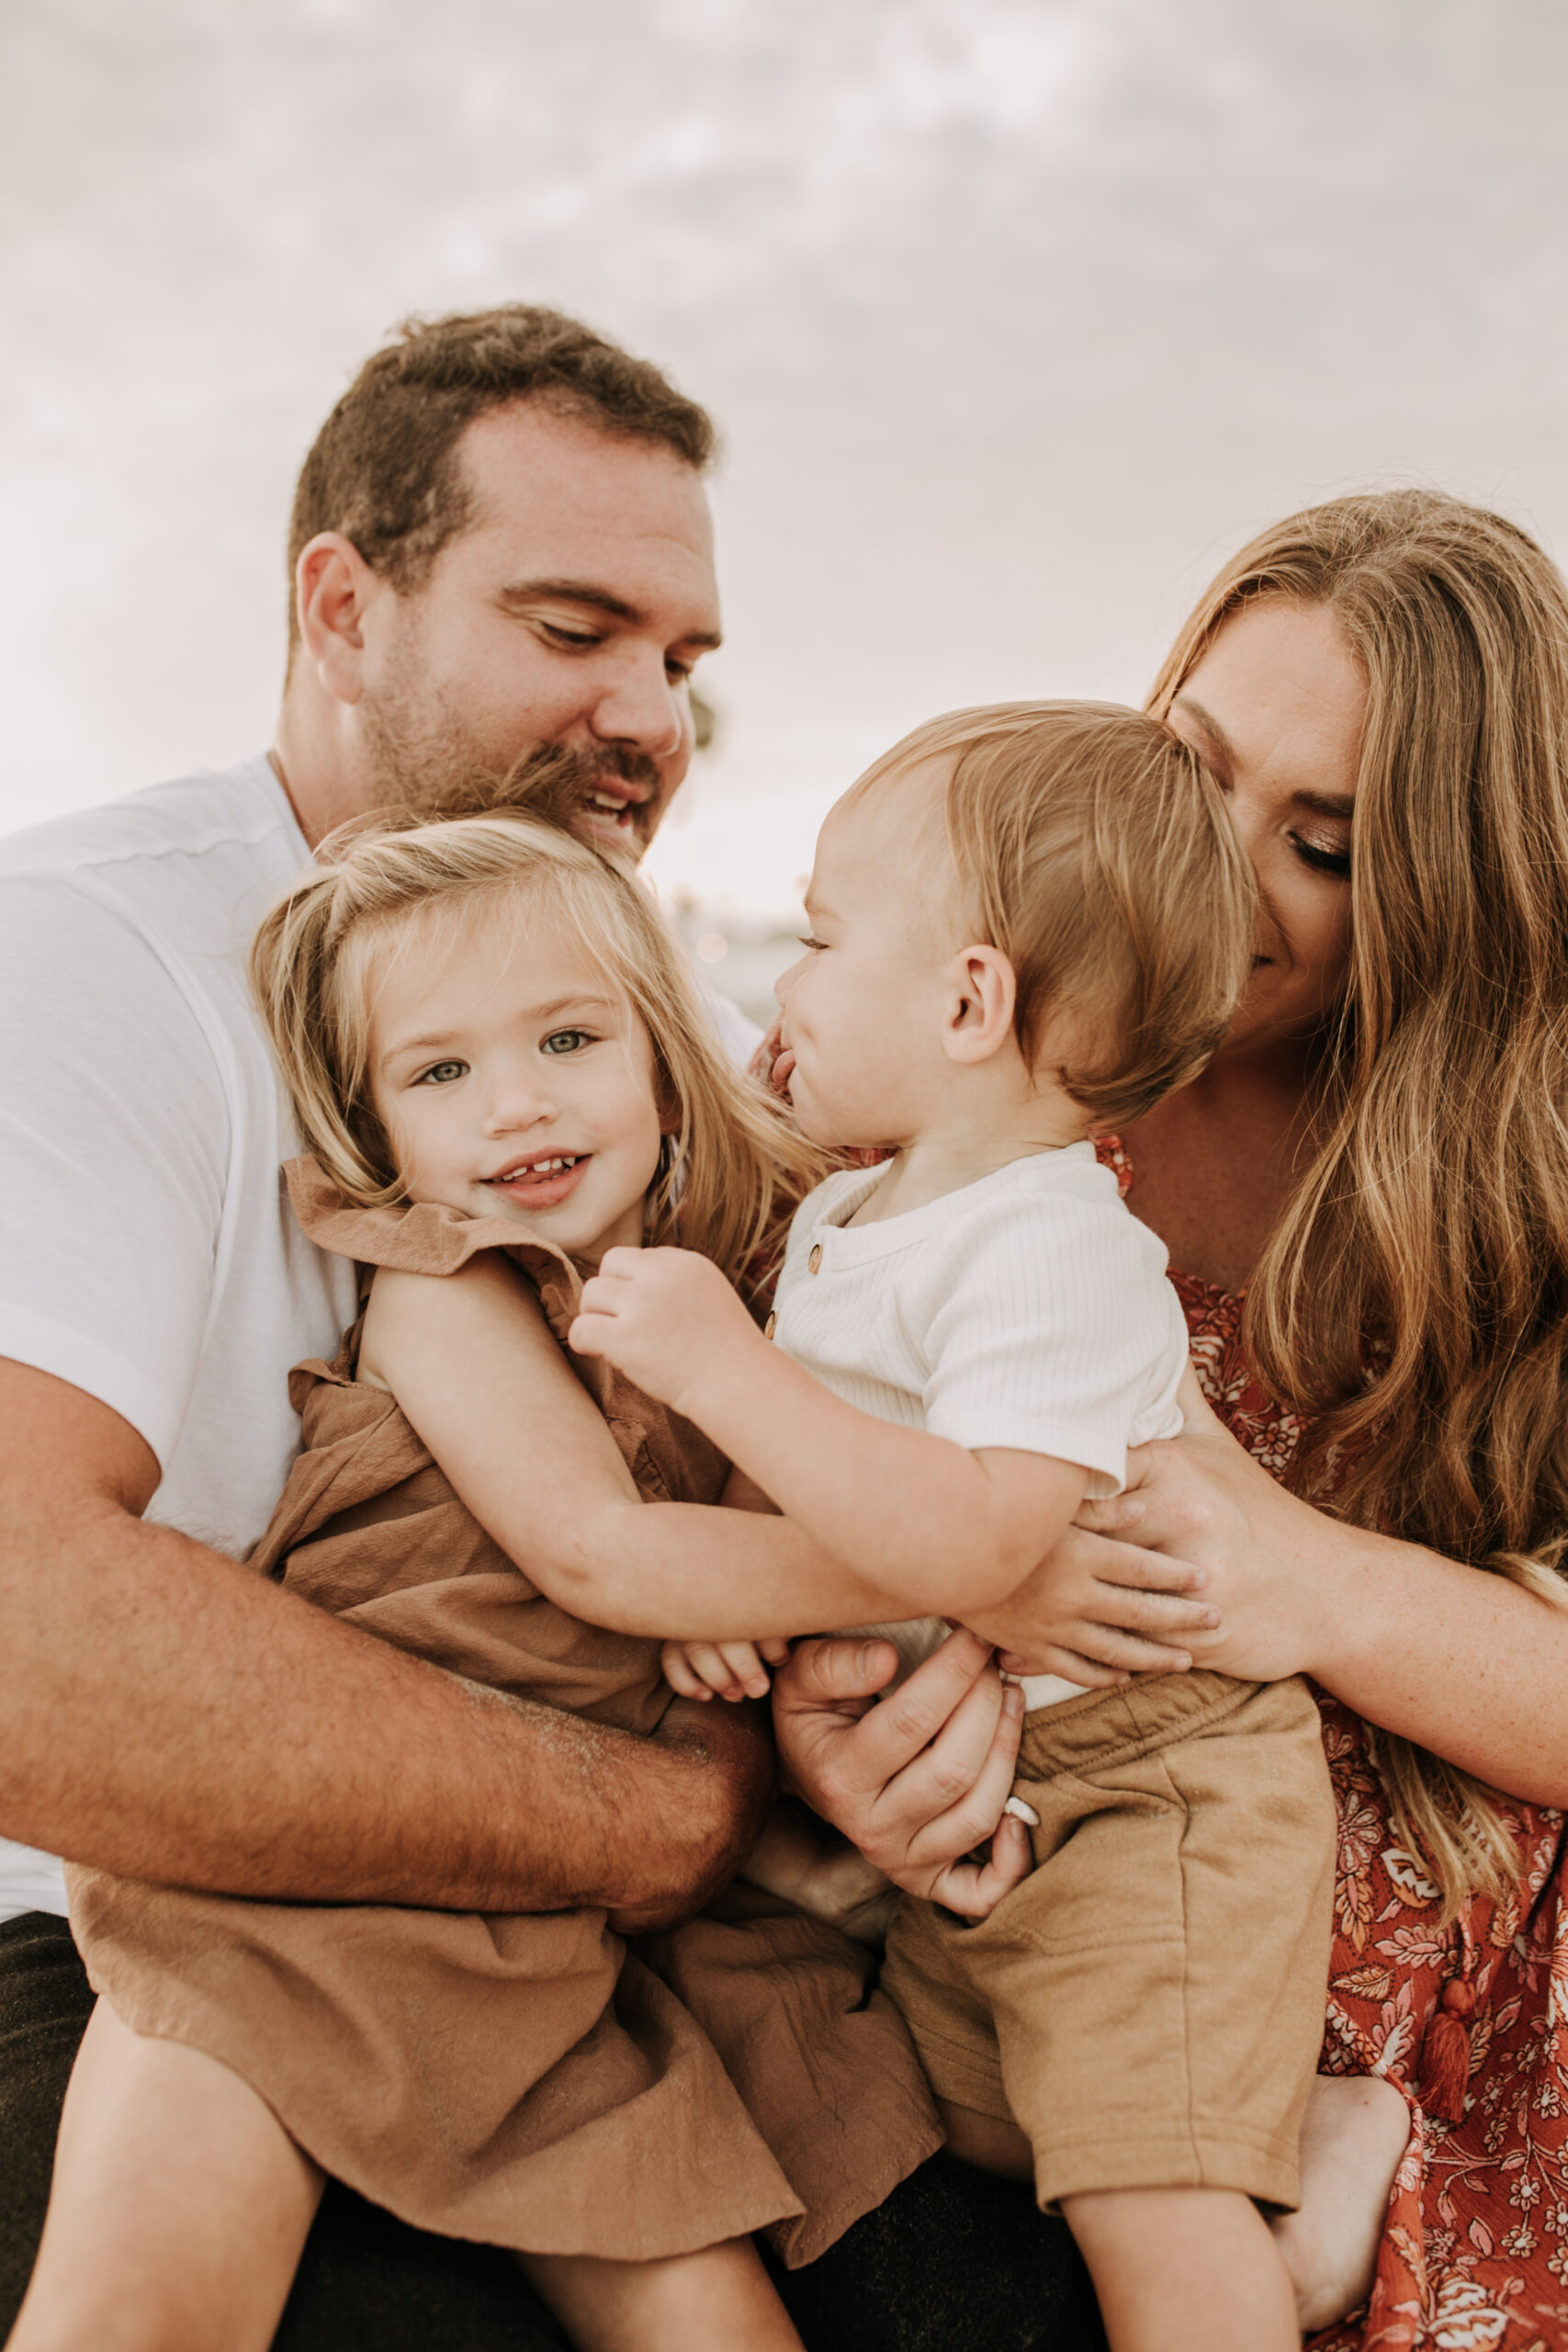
363, 1258, 903, 1639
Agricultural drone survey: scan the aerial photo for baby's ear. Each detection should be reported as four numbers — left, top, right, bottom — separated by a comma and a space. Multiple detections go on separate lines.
942, 944, 1017, 1065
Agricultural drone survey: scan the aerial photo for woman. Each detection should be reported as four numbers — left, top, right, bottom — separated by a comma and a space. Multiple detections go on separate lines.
776, 488, 1568, 2351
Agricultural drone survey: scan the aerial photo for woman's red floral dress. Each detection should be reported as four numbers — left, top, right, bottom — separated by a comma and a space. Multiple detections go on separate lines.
1136, 1159, 1568, 2351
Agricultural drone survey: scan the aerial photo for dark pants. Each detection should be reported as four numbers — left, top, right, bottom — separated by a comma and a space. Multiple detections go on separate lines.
0, 1911, 1105, 2351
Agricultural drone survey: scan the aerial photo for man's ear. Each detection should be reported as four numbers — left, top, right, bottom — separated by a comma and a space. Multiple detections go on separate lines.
294, 533, 385, 708
942, 944, 1017, 1065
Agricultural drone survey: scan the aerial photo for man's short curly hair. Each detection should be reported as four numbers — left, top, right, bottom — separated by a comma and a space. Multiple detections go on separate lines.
286, 304, 716, 650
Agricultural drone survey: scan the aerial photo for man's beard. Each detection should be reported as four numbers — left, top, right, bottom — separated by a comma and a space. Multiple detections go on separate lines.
358, 669, 664, 850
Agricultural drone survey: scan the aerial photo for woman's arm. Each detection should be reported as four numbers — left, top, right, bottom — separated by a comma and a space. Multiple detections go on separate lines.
979, 1384, 1568, 1809
570, 1244, 1091, 1611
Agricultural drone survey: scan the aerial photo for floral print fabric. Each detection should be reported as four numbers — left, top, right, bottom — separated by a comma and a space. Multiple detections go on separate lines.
1096, 1132, 1568, 2351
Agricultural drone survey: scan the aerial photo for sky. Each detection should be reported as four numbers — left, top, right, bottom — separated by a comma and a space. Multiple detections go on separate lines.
5, 0, 1567, 947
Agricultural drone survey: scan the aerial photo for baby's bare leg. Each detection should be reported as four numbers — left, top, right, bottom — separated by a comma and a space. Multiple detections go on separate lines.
8, 1998, 322, 2352
1063, 2186, 1298, 2352
1270, 2073, 1410, 2332
520, 2236, 803, 2351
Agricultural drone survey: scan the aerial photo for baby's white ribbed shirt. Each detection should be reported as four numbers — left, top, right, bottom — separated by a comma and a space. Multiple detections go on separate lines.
770, 1144, 1189, 1708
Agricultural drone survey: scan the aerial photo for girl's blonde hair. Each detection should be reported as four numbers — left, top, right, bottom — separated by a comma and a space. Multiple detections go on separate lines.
251, 791, 824, 1283
849, 701, 1257, 1127
1150, 488, 1568, 1916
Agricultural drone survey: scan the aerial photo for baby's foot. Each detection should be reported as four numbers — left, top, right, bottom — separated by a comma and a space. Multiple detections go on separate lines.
1270, 2074, 1410, 2333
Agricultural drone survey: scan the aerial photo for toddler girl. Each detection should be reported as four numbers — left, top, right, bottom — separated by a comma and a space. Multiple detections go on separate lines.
12, 805, 943, 2352
570, 703, 1367, 2352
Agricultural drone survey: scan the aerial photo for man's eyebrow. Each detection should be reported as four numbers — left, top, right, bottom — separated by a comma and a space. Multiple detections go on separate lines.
497, 577, 722, 650
1175, 695, 1355, 819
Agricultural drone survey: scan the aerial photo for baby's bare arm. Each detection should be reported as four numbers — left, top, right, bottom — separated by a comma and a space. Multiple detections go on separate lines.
570, 1247, 1093, 1616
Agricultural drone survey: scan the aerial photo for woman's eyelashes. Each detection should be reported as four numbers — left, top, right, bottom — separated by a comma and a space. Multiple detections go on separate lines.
795, 934, 827, 953
1291, 833, 1352, 878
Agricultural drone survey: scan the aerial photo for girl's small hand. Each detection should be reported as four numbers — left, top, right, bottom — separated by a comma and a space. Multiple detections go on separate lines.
570, 1246, 764, 1413
661, 1634, 792, 1703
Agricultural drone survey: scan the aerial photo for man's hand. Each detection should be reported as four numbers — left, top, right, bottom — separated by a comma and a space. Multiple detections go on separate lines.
773, 1628, 1032, 1921
570, 1246, 766, 1416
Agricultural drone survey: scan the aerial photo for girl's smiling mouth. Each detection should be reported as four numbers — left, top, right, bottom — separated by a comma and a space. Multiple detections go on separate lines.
485, 1152, 592, 1207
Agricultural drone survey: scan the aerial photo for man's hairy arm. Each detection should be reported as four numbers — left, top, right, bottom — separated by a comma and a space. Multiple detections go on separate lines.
0, 1359, 771, 1922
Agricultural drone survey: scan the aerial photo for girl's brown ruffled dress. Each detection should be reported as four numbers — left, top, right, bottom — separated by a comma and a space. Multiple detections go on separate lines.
66, 1159, 940, 2266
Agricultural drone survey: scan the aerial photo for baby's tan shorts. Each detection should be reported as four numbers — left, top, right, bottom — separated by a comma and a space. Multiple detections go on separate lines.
879, 1668, 1335, 2212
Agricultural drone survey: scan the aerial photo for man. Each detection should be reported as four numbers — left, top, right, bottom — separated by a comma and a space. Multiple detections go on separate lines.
0, 304, 765, 2346
0, 305, 1100, 2349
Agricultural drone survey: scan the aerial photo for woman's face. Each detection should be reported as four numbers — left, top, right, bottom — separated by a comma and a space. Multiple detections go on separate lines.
1165, 597, 1366, 1058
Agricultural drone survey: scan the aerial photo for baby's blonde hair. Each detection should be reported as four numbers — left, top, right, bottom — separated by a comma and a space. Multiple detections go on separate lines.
251, 799, 824, 1281
846, 701, 1256, 1128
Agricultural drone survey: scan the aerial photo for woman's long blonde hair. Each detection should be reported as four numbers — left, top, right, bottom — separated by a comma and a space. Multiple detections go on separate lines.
1150, 489, 1568, 1914
251, 791, 824, 1283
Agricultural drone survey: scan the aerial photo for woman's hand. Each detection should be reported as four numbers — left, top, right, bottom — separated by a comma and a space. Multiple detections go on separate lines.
964, 1521, 1221, 1685
772, 1628, 1033, 1920
987, 1374, 1340, 1687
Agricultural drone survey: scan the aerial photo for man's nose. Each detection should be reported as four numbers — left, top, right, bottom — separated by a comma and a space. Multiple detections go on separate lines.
589, 653, 686, 761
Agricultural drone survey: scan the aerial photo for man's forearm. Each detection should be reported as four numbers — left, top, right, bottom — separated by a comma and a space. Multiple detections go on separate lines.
3, 1493, 770, 1916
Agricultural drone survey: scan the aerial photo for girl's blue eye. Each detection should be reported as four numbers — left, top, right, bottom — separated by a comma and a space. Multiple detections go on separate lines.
417, 1059, 467, 1085
541, 1029, 592, 1056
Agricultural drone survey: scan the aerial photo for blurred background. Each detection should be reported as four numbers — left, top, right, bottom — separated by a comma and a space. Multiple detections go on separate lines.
5, 0, 1566, 1022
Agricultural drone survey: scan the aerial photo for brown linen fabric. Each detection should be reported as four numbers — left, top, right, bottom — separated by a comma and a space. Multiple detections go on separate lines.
68, 1160, 939, 2267
879, 1668, 1334, 2213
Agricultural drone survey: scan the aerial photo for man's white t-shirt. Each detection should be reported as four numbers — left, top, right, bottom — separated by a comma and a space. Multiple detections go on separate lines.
0, 756, 763, 1926
0, 757, 360, 1923
771, 1148, 1189, 1709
